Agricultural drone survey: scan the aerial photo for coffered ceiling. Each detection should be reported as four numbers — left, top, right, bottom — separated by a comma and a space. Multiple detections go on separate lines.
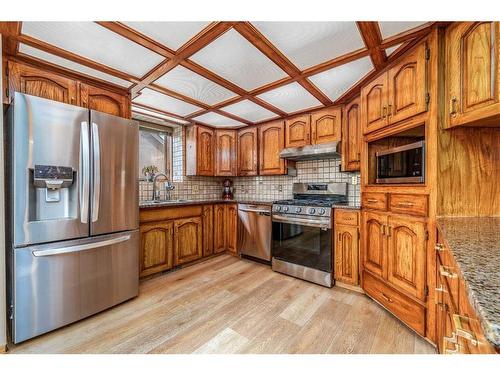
3, 21, 435, 128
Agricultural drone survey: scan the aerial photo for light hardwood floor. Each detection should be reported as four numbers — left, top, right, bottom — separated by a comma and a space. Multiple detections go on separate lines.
9, 254, 435, 354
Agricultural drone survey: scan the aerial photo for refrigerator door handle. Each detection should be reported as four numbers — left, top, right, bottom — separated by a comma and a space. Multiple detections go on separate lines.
31, 234, 131, 257
91, 122, 100, 223
80, 121, 90, 224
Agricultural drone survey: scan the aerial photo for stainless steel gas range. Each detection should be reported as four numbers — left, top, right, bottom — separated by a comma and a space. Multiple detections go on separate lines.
271, 182, 349, 287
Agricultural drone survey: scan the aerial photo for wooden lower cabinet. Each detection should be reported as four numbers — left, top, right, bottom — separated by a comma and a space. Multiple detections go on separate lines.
334, 224, 359, 285
202, 205, 214, 256
225, 204, 238, 255
173, 216, 203, 266
214, 204, 226, 253
139, 221, 174, 278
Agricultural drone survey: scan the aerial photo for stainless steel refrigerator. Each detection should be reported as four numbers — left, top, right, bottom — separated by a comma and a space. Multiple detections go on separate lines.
5, 93, 139, 343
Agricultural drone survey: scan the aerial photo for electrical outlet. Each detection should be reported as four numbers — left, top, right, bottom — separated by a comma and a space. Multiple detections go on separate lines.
351, 176, 359, 185
277, 184, 283, 192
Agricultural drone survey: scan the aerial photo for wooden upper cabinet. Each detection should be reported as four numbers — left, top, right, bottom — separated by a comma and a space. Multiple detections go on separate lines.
362, 211, 387, 279
173, 216, 203, 266
237, 127, 258, 176
215, 130, 237, 176
386, 215, 426, 301
285, 115, 311, 147
387, 42, 427, 124
80, 83, 130, 118
311, 107, 342, 145
446, 22, 500, 128
8, 61, 78, 105
195, 126, 215, 176
258, 120, 286, 175
139, 221, 174, 278
342, 97, 361, 171
361, 73, 388, 134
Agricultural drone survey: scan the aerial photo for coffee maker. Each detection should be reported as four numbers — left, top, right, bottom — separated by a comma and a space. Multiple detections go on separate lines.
222, 179, 233, 200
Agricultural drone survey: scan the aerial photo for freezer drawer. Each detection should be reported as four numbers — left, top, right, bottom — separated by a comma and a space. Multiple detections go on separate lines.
11, 230, 139, 343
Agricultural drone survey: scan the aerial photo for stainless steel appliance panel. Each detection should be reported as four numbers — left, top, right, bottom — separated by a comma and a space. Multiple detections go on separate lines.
12, 230, 139, 343
237, 204, 272, 261
90, 111, 139, 235
10, 93, 90, 247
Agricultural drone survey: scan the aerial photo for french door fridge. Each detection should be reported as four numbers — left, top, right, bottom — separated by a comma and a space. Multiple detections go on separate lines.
6, 93, 139, 343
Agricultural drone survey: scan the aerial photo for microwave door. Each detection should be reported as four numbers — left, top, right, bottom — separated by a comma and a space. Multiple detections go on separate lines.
90, 111, 139, 236
10, 93, 90, 247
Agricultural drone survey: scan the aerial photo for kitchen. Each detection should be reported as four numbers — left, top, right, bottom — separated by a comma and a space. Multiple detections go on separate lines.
0, 1, 499, 371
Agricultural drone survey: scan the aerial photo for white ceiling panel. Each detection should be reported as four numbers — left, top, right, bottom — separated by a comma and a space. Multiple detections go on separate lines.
18, 43, 132, 88
378, 22, 426, 40
253, 22, 365, 70
21, 22, 164, 77
190, 29, 288, 91
385, 43, 403, 57
132, 105, 189, 124
221, 100, 277, 122
257, 82, 322, 113
309, 57, 374, 102
192, 112, 246, 128
122, 22, 210, 51
154, 65, 237, 105
133, 88, 202, 116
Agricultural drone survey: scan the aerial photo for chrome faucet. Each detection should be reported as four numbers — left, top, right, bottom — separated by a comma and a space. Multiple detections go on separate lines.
152, 173, 175, 202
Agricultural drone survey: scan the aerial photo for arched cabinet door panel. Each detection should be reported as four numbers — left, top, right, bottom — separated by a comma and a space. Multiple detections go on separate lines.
311, 107, 342, 145
285, 115, 311, 147
174, 216, 203, 265
361, 73, 388, 134
342, 97, 361, 172
215, 130, 237, 176
362, 211, 387, 278
197, 127, 215, 176
334, 224, 359, 285
237, 127, 258, 176
81, 83, 130, 118
259, 120, 286, 175
139, 221, 174, 277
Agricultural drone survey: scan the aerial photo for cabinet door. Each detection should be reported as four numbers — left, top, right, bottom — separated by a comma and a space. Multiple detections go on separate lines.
342, 97, 361, 171
387, 42, 427, 124
447, 22, 500, 128
80, 83, 130, 118
8, 61, 78, 105
311, 107, 342, 145
215, 130, 237, 176
225, 204, 238, 255
334, 224, 359, 285
237, 127, 258, 176
285, 115, 311, 147
202, 205, 214, 257
361, 73, 388, 134
386, 215, 426, 301
139, 221, 173, 277
214, 204, 226, 253
362, 211, 387, 278
197, 126, 215, 176
259, 120, 286, 175
174, 216, 203, 265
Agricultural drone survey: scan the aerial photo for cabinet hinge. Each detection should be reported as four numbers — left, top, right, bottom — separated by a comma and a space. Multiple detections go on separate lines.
424, 285, 429, 297
425, 93, 430, 104
425, 230, 429, 241
425, 47, 430, 60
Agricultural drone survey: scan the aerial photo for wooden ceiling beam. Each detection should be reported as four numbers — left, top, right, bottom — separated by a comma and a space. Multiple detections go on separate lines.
0, 22, 21, 55
130, 22, 235, 97
379, 22, 435, 49
131, 102, 191, 122
356, 22, 386, 70
233, 22, 332, 106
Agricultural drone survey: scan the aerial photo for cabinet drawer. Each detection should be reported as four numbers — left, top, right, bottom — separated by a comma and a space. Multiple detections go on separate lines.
334, 209, 359, 226
363, 271, 426, 336
362, 192, 387, 211
389, 194, 428, 216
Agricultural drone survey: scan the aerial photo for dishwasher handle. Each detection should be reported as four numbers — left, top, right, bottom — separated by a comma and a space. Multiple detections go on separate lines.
238, 208, 271, 215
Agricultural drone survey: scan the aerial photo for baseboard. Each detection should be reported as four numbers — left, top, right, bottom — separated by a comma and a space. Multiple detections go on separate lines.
0, 344, 7, 354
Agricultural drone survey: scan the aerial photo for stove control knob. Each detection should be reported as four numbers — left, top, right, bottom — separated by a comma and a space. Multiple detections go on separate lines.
275, 206, 281, 212
283, 206, 289, 212
318, 208, 326, 215
295, 207, 302, 213
308, 208, 316, 214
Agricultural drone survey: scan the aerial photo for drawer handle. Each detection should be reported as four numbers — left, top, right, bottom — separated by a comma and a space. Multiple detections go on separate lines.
452, 314, 478, 346
435, 243, 445, 252
435, 285, 448, 294
439, 265, 458, 279
367, 199, 378, 203
397, 202, 414, 207
381, 293, 393, 303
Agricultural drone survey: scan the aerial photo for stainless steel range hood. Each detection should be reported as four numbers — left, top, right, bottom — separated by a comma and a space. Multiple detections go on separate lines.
279, 141, 341, 161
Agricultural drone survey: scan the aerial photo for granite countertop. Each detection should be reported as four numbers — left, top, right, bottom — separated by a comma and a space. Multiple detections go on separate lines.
436, 217, 500, 347
139, 199, 274, 209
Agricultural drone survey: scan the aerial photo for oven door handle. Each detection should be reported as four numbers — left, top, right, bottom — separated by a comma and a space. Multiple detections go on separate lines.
272, 214, 331, 229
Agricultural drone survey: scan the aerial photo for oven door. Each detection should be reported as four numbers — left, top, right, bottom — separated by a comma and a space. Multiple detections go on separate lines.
271, 215, 332, 273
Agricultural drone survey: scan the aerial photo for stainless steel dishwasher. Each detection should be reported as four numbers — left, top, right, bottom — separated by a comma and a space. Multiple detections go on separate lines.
237, 203, 272, 262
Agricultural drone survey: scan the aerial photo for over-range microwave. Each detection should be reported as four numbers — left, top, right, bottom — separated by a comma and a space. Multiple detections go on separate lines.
376, 141, 425, 184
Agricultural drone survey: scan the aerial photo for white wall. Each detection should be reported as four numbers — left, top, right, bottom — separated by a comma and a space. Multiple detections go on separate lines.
0, 35, 7, 350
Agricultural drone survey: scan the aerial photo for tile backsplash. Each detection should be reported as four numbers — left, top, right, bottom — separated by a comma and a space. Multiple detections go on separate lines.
139, 127, 360, 206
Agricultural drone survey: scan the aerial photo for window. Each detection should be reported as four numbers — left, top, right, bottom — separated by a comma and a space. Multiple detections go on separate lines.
138, 125, 172, 181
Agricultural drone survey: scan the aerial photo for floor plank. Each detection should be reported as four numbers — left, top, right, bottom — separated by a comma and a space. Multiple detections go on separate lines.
9, 255, 436, 354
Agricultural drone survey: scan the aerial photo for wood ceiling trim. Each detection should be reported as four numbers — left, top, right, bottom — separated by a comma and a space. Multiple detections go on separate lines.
132, 102, 192, 122
130, 22, 235, 97
233, 22, 332, 105
0, 22, 21, 56
356, 21, 386, 70
16, 34, 140, 83
379, 22, 435, 49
